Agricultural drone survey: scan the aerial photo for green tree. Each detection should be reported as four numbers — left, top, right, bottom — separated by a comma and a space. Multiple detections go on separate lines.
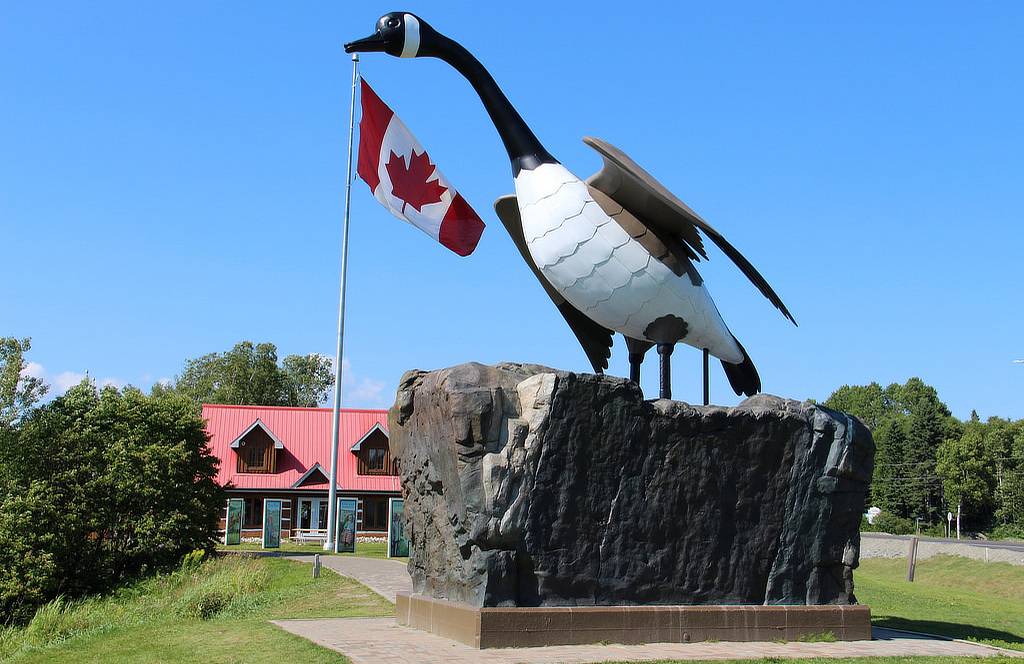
0, 381, 222, 625
993, 420, 1024, 532
0, 337, 47, 427
825, 377, 958, 525
282, 353, 335, 407
937, 422, 996, 534
169, 341, 333, 407
821, 382, 889, 431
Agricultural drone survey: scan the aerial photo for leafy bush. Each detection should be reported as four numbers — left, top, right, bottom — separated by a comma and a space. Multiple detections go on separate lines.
0, 382, 223, 625
180, 549, 207, 572
872, 512, 916, 535
988, 523, 1024, 541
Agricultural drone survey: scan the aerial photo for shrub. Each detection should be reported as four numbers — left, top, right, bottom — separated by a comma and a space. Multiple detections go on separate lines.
180, 549, 207, 572
988, 523, 1024, 541
0, 383, 223, 625
872, 512, 916, 535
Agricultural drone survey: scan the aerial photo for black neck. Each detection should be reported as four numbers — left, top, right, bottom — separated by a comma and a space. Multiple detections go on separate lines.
428, 35, 556, 175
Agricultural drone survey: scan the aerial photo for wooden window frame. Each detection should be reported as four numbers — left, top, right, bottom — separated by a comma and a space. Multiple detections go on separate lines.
356, 439, 396, 476
236, 439, 276, 474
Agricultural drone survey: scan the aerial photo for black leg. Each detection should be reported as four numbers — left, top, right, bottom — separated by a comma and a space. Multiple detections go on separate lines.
703, 348, 710, 405
628, 353, 643, 384
623, 337, 653, 389
657, 343, 674, 399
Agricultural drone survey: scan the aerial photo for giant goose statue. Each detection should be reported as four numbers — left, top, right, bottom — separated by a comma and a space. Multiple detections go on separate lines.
346, 12, 796, 399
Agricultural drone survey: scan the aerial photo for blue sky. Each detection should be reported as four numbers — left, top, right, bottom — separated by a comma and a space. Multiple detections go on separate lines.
3, 2, 1022, 418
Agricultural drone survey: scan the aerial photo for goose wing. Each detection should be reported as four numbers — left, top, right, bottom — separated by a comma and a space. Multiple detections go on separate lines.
494, 195, 613, 373
583, 136, 797, 326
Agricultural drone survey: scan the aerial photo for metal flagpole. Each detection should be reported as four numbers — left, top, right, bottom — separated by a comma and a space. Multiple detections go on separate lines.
325, 53, 360, 551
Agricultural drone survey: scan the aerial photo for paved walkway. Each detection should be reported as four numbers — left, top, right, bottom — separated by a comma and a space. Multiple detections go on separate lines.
279, 555, 1021, 662
273, 620, 1021, 663
285, 555, 411, 602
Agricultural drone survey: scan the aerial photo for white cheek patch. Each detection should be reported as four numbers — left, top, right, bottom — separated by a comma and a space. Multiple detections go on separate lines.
401, 14, 420, 58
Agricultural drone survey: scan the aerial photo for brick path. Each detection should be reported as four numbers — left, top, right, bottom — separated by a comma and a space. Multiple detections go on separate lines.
273, 619, 1021, 663
285, 555, 411, 602
279, 555, 1021, 662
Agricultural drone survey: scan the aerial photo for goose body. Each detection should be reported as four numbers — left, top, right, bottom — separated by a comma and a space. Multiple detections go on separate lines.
515, 163, 743, 363
346, 12, 795, 398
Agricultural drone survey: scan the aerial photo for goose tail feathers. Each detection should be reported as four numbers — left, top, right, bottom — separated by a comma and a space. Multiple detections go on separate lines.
721, 336, 761, 397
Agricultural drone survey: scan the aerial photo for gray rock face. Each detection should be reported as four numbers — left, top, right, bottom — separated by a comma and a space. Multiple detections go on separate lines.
389, 362, 874, 608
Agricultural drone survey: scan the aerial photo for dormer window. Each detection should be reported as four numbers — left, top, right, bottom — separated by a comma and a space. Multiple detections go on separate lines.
351, 423, 396, 476
239, 438, 274, 473
230, 419, 284, 474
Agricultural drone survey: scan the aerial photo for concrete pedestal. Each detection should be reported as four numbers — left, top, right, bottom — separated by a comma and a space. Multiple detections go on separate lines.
396, 593, 872, 649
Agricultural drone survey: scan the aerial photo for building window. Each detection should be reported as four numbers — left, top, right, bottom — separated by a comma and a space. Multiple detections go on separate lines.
242, 496, 263, 529
237, 440, 275, 473
362, 497, 388, 531
367, 447, 386, 471
357, 437, 396, 476
235, 426, 278, 474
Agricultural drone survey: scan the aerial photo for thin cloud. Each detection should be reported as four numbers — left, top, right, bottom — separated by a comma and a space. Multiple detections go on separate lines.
317, 354, 390, 408
52, 371, 87, 393
22, 361, 46, 380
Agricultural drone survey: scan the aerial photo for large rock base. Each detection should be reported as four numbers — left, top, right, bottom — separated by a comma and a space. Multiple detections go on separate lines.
396, 593, 872, 648
390, 362, 875, 608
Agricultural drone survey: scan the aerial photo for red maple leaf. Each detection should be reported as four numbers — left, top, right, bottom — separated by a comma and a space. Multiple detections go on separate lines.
385, 149, 448, 213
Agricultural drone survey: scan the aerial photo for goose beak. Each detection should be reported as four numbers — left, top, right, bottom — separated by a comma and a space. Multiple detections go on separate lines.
344, 32, 387, 53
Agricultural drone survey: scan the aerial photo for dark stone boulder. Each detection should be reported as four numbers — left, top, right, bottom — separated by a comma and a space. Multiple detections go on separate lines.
389, 362, 874, 608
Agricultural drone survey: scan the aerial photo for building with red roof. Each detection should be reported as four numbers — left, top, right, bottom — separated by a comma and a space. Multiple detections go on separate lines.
203, 403, 400, 542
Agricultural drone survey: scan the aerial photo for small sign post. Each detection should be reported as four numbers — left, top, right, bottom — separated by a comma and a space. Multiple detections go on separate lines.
906, 536, 919, 582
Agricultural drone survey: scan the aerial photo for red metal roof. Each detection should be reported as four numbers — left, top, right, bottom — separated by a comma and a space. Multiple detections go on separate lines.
202, 404, 399, 493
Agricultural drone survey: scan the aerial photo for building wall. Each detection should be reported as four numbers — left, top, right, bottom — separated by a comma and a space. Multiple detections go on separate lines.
218, 490, 400, 541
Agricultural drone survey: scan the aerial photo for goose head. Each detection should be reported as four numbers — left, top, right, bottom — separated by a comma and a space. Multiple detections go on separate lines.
344, 12, 436, 59
345, 12, 556, 173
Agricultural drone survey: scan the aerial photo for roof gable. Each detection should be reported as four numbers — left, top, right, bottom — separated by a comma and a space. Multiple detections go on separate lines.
350, 422, 388, 452
291, 463, 329, 488
229, 418, 285, 450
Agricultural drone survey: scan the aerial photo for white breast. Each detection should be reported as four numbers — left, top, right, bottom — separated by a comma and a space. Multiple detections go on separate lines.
514, 163, 743, 364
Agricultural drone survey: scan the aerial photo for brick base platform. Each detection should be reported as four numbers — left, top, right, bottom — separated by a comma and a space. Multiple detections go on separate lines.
395, 593, 872, 649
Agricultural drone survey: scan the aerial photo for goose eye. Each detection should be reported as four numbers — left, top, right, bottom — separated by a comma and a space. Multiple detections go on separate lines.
387, 18, 400, 28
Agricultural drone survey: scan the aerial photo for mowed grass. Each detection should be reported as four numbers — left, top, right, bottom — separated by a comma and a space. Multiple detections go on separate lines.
217, 540, 402, 561
0, 555, 392, 663
855, 555, 1024, 651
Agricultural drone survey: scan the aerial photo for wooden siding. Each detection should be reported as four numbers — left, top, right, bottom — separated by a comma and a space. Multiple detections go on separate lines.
356, 429, 397, 476
236, 426, 277, 474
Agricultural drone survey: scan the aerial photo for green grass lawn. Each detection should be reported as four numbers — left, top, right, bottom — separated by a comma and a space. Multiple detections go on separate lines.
855, 555, 1024, 651
4, 551, 1021, 663
216, 540, 402, 561
0, 555, 392, 663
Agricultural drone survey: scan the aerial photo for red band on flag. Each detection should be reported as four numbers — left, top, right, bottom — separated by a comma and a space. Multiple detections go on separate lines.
357, 79, 392, 193
439, 193, 485, 256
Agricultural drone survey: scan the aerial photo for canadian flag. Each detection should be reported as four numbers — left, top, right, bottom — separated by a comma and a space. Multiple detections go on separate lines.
356, 79, 485, 256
